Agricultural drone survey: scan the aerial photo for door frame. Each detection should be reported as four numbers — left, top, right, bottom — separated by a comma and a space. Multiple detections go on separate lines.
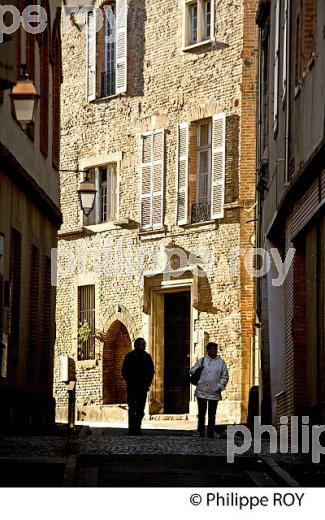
148, 279, 194, 415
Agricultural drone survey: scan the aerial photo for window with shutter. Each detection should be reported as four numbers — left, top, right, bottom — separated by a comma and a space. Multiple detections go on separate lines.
189, 119, 213, 223
211, 113, 226, 219
140, 130, 165, 230
87, 1, 128, 101
183, 0, 215, 49
84, 164, 118, 226
180, 115, 226, 224
176, 123, 189, 225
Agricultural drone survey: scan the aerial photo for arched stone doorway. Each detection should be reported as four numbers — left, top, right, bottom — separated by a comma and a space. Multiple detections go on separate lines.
103, 320, 132, 405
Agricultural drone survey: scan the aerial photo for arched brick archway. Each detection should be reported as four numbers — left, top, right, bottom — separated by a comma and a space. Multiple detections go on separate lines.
103, 320, 132, 405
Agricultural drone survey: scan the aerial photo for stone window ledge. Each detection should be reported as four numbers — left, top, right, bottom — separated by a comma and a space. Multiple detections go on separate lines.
182, 38, 214, 53
139, 227, 167, 240
83, 222, 118, 234
180, 220, 218, 230
91, 93, 123, 104
77, 359, 98, 369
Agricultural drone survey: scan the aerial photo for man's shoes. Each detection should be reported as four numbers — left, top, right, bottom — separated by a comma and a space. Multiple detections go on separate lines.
207, 432, 214, 439
198, 431, 205, 438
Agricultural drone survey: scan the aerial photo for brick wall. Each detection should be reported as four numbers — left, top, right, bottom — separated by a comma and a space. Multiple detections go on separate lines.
103, 321, 131, 404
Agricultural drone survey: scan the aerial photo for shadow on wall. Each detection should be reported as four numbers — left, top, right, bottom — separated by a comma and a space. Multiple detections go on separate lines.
225, 114, 240, 204
127, 0, 146, 98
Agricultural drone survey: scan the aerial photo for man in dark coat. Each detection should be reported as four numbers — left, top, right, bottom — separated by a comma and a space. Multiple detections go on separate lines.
121, 337, 154, 435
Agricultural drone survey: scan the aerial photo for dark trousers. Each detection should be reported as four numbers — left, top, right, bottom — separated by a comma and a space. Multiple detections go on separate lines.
197, 397, 219, 436
127, 389, 147, 435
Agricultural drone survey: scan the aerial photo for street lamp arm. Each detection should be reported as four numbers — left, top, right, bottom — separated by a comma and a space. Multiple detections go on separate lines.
58, 169, 97, 217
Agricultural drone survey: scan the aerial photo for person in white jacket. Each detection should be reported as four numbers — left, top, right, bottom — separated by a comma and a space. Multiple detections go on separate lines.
190, 342, 229, 438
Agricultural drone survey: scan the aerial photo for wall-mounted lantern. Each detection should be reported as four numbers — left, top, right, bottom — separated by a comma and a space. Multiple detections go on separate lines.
10, 65, 39, 131
78, 172, 97, 217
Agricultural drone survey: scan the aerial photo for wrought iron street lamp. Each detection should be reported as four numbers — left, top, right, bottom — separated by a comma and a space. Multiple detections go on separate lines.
10, 65, 39, 131
61, 169, 97, 217
77, 172, 97, 217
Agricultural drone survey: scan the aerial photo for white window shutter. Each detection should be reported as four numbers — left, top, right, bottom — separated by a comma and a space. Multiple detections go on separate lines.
152, 130, 165, 229
141, 134, 153, 229
116, 0, 128, 94
211, 113, 226, 219
176, 123, 189, 225
86, 9, 97, 102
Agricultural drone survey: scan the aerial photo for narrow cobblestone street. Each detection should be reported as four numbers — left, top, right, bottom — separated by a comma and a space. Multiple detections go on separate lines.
2, 422, 323, 487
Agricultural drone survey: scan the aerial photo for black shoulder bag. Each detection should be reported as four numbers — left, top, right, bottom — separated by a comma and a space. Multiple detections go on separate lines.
189, 358, 205, 386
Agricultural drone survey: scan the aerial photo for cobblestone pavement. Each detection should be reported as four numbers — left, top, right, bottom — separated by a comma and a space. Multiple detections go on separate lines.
0, 422, 255, 459
0, 423, 309, 460
0, 423, 324, 486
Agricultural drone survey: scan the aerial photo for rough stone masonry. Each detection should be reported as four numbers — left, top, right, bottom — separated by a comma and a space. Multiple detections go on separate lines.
54, 0, 258, 425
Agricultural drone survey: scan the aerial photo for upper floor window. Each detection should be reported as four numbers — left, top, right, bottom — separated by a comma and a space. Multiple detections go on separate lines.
196, 122, 212, 205
190, 3, 198, 44
103, 3, 116, 97
85, 164, 118, 225
204, 0, 211, 40
86, 0, 127, 101
184, 0, 214, 49
176, 114, 226, 225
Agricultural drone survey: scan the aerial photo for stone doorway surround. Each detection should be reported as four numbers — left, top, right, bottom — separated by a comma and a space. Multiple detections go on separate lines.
143, 267, 242, 424
144, 269, 199, 416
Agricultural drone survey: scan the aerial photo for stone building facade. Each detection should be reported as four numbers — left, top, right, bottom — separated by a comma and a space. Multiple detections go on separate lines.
0, 0, 62, 432
54, 0, 258, 424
